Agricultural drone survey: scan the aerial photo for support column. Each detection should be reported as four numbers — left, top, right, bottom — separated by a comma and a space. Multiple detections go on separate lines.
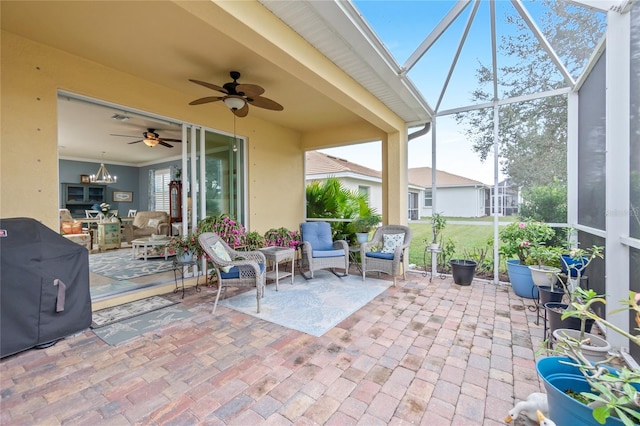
381, 129, 408, 226
605, 9, 631, 350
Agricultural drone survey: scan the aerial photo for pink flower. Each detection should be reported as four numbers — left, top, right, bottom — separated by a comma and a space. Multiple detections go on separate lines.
519, 222, 526, 229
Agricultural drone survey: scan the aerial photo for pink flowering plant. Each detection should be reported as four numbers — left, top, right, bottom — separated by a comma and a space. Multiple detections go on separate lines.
499, 219, 555, 265
196, 214, 247, 248
167, 233, 202, 257
264, 227, 301, 249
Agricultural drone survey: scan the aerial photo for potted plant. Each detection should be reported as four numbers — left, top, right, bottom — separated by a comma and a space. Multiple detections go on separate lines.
430, 212, 446, 250
449, 259, 477, 286
528, 244, 563, 287
167, 232, 201, 262
350, 214, 381, 244
264, 227, 301, 248
537, 292, 640, 426
545, 245, 605, 336
197, 214, 247, 248
245, 231, 265, 250
499, 220, 555, 299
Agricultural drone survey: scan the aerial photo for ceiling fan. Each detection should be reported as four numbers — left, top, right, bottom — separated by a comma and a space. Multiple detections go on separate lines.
110, 128, 181, 148
188, 71, 284, 117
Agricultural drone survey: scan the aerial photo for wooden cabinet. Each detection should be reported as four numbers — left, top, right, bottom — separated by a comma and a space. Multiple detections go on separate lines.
96, 222, 121, 251
61, 183, 106, 217
169, 181, 182, 224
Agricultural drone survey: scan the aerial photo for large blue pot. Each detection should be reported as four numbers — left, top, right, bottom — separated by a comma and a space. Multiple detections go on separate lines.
536, 356, 628, 426
506, 259, 538, 299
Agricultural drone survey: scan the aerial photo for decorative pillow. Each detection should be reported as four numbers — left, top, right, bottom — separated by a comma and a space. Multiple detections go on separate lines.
211, 241, 232, 273
381, 233, 405, 254
147, 218, 160, 229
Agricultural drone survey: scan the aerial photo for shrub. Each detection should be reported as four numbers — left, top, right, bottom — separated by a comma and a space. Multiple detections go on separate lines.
264, 227, 301, 248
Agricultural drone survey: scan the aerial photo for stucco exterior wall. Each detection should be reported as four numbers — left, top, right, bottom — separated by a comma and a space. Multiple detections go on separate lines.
1, 31, 304, 232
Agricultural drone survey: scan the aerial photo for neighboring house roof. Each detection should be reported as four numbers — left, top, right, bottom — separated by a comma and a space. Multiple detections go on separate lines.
306, 151, 423, 189
408, 167, 488, 188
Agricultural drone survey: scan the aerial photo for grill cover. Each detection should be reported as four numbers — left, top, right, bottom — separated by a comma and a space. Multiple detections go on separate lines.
0, 218, 92, 358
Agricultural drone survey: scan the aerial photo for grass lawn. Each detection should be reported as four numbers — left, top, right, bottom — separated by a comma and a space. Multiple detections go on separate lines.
407, 216, 517, 271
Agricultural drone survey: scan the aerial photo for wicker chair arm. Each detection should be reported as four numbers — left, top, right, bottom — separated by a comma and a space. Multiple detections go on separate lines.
333, 240, 349, 253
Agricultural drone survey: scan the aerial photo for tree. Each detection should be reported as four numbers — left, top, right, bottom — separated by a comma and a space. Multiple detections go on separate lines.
455, 1, 605, 190
305, 177, 379, 241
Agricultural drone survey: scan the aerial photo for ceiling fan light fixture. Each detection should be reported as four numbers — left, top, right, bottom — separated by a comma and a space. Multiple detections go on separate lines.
224, 96, 246, 110
143, 138, 159, 147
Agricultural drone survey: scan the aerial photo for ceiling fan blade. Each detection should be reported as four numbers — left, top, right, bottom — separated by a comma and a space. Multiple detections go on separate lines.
235, 83, 265, 97
189, 79, 228, 94
189, 96, 223, 105
110, 133, 139, 138
249, 95, 284, 111
233, 103, 249, 118
159, 141, 174, 148
160, 138, 182, 143
127, 139, 143, 145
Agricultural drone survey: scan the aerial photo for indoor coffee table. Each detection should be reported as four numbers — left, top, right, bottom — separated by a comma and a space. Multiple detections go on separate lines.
258, 246, 295, 290
131, 237, 171, 260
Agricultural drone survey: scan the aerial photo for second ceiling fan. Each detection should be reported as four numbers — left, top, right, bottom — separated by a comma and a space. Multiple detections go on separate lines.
110, 128, 181, 148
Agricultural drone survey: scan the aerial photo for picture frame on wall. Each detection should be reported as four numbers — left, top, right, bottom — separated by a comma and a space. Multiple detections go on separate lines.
112, 191, 133, 203
80, 174, 90, 184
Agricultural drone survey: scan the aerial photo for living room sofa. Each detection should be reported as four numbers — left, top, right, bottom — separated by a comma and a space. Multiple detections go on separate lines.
123, 211, 170, 243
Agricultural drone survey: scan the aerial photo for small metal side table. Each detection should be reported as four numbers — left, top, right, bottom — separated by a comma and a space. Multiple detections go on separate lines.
172, 259, 201, 299
424, 246, 444, 282
258, 247, 295, 291
348, 246, 363, 274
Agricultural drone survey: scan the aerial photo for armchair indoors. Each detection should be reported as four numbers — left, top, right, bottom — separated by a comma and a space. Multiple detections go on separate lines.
299, 221, 349, 279
123, 211, 170, 243
199, 232, 266, 314
360, 225, 412, 286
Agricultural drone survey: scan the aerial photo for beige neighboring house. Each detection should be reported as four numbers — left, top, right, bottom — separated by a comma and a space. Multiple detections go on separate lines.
408, 167, 489, 218
306, 151, 424, 219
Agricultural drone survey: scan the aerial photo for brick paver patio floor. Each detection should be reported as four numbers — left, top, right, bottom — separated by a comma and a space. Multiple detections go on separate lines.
1, 271, 546, 425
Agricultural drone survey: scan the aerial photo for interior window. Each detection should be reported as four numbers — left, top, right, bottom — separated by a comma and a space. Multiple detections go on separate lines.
152, 168, 171, 212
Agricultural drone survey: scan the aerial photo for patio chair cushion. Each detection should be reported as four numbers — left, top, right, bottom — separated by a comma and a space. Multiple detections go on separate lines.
210, 242, 232, 272
147, 218, 160, 229
365, 251, 394, 260
312, 249, 347, 258
219, 263, 266, 279
300, 222, 334, 251
381, 233, 405, 253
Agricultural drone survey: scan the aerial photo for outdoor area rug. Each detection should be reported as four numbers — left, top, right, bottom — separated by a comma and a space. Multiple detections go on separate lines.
218, 271, 392, 336
89, 249, 174, 280
91, 295, 177, 328
92, 304, 193, 346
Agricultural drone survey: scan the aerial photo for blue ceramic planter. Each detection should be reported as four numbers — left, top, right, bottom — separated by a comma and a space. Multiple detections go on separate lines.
537, 356, 629, 426
560, 254, 588, 278
506, 259, 538, 299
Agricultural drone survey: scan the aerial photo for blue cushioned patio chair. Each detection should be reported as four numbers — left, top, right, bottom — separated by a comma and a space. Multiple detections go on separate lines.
299, 221, 349, 279
360, 225, 412, 286
198, 232, 266, 313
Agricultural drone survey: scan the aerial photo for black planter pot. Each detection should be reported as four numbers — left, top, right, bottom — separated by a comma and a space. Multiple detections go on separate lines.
538, 285, 564, 306
545, 302, 594, 334
449, 259, 477, 286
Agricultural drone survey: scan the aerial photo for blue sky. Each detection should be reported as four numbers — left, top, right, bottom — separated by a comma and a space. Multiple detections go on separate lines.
319, 1, 601, 184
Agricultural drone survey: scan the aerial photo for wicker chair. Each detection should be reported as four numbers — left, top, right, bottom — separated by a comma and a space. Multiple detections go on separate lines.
360, 225, 412, 286
198, 232, 266, 313
299, 221, 349, 279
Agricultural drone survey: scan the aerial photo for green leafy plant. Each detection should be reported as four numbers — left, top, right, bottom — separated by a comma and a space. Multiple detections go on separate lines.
431, 212, 446, 245
545, 291, 640, 426
245, 231, 265, 250
350, 215, 381, 234
527, 244, 563, 268
499, 219, 555, 265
